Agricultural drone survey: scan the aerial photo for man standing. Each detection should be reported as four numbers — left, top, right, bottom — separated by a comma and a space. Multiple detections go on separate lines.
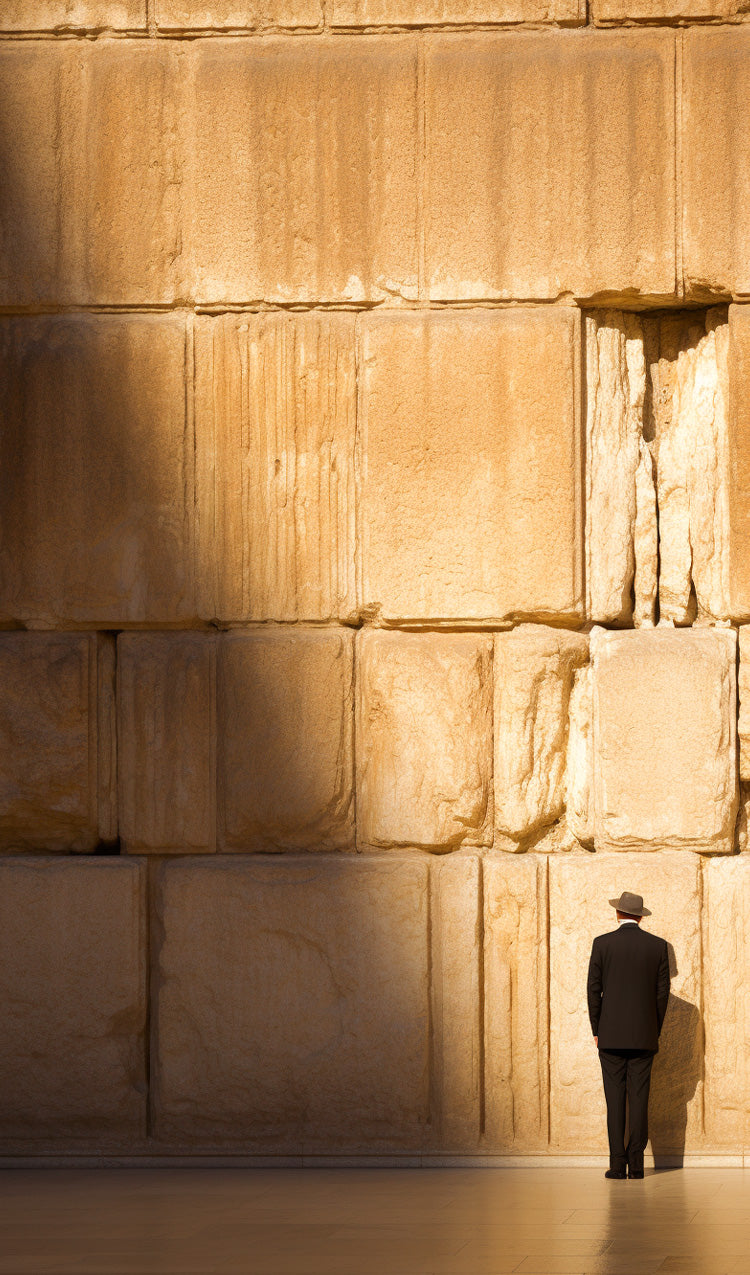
587, 891, 671, 1180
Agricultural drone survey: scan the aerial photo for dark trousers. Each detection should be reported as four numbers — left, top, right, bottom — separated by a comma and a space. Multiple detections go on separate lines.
598, 1048, 655, 1171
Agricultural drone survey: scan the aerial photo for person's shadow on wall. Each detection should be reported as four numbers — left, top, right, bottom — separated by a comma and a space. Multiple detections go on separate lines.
648, 943, 702, 1169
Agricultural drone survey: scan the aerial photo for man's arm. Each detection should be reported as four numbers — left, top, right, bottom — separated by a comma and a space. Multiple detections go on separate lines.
587, 939, 603, 1039
656, 940, 670, 1035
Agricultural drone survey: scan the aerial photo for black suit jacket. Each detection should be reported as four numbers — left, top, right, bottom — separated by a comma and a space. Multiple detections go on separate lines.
587, 924, 670, 1052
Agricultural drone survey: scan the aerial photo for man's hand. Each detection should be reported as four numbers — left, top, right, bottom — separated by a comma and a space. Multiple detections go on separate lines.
594, 1036, 598, 1047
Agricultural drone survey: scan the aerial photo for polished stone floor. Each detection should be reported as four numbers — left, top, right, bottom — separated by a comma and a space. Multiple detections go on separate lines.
0, 1166, 748, 1274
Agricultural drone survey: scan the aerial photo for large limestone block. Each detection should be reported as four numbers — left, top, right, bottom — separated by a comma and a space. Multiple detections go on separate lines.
218, 630, 354, 852
356, 630, 493, 850
153, 856, 430, 1149
118, 634, 215, 854
740, 628, 750, 782
592, 628, 737, 854
425, 31, 675, 301
0, 315, 194, 626
494, 627, 588, 844
0, 634, 115, 853
359, 309, 582, 623
429, 856, 481, 1151
0, 857, 146, 1143
683, 31, 750, 299
195, 314, 356, 623
484, 856, 549, 1150
703, 857, 750, 1151
728, 306, 750, 619
594, 0, 748, 17
332, 0, 584, 23
186, 37, 418, 304
550, 854, 703, 1156
157, 0, 320, 27
0, 0, 146, 29
0, 43, 183, 305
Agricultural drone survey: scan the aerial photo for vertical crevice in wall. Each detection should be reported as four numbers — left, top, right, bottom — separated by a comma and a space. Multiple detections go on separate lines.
144, 857, 154, 1141
426, 859, 435, 1148
675, 29, 685, 301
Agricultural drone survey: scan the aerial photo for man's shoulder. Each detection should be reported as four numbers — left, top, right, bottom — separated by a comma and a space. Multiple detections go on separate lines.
640, 928, 668, 949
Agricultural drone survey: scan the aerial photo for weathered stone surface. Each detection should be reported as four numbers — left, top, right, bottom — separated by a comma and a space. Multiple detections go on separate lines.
592, 628, 737, 853
331, 0, 584, 24
594, 0, 749, 19
153, 856, 430, 1149
0, 0, 146, 30
429, 855, 481, 1151
157, 0, 320, 27
195, 314, 356, 623
186, 37, 418, 304
703, 857, 750, 1150
585, 311, 646, 625
728, 306, 750, 619
0, 857, 146, 1143
0, 315, 194, 626
356, 630, 493, 850
218, 630, 354, 852
586, 307, 735, 625
359, 309, 582, 623
0, 634, 115, 853
550, 853, 703, 1155
652, 310, 730, 625
425, 31, 675, 301
740, 628, 750, 783
566, 664, 594, 849
118, 634, 214, 854
0, 44, 182, 305
484, 856, 549, 1150
683, 30, 750, 299
0, 45, 69, 304
494, 627, 588, 843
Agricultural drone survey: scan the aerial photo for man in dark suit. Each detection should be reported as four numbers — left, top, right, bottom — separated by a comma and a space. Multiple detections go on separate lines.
587, 891, 671, 1180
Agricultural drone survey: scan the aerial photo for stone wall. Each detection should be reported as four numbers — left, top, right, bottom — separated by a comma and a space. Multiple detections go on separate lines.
1, 0, 750, 1162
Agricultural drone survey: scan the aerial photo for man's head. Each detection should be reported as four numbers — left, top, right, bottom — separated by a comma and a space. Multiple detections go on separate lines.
608, 891, 651, 919
616, 910, 642, 924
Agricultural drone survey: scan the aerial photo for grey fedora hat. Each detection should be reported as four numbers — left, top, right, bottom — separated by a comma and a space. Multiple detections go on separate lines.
608, 891, 651, 917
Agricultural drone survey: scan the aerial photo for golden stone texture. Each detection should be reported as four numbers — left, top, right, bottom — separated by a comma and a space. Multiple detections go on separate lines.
356, 630, 493, 850
0, 634, 115, 853
358, 309, 582, 624
186, 37, 418, 304
484, 856, 549, 1151
0, 315, 193, 626
550, 853, 703, 1156
683, 29, 750, 299
0, 857, 146, 1143
702, 857, 750, 1150
118, 634, 215, 855
331, 0, 584, 22
156, 0, 321, 28
195, 313, 357, 623
425, 31, 675, 301
494, 627, 589, 844
594, 0, 748, 17
152, 856, 430, 1150
218, 630, 354, 852
0, 0, 147, 30
592, 628, 737, 853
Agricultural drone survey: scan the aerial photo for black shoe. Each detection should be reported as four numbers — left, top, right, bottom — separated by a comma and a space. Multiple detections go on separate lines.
627, 1169, 644, 1179
605, 1168, 627, 1179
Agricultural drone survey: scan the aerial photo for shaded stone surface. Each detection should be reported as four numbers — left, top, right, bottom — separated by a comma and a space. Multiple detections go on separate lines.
152, 855, 430, 1149
218, 629, 354, 852
0, 633, 115, 853
0, 857, 146, 1143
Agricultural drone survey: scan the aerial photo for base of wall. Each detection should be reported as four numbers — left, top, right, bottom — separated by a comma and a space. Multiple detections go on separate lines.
0, 1153, 745, 1169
